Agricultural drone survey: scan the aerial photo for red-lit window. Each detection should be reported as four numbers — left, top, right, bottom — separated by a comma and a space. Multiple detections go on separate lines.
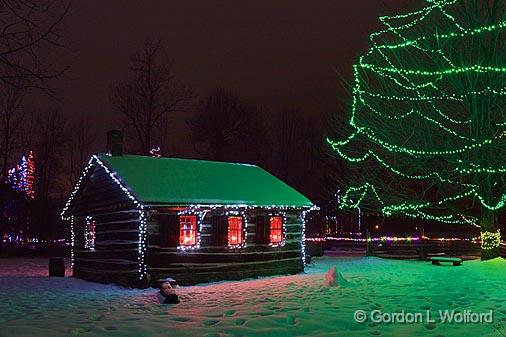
179, 215, 197, 246
228, 216, 244, 246
269, 216, 283, 244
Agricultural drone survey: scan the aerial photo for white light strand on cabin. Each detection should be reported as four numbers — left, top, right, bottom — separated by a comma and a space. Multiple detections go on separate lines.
91, 155, 148, 281
138, 208, 148, 278
145, 203, 317, 211
70, 215, 75, 268
61, 156, 96, 220
301, 210, 307, 264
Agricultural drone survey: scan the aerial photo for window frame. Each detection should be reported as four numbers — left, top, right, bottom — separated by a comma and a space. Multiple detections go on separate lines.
227, 215, 245, 248
269, 214, 285, 246
178, 215, 198, 248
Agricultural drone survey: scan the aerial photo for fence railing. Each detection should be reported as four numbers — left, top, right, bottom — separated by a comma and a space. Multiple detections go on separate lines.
307, 236, 488, 260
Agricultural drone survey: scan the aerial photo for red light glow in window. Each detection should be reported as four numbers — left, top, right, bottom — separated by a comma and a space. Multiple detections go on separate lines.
228, 216, 244, 246
179, 215, 197, 246
269, 216, 283, 244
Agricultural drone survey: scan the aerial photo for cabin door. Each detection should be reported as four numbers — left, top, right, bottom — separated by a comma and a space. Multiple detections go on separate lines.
212, 216, 228, 246
255, 216, 269, 244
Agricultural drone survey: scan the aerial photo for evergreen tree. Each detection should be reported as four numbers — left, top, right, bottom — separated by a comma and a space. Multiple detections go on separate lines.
329, 0, 506, 259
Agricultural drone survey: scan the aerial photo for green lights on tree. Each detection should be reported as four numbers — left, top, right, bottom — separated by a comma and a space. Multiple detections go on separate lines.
330, 0, 505, 259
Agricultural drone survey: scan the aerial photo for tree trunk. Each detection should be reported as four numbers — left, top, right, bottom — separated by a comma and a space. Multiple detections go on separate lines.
480, 207, 500, 260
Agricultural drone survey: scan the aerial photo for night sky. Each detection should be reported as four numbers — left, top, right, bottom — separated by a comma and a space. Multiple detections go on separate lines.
55, 0, 414, 153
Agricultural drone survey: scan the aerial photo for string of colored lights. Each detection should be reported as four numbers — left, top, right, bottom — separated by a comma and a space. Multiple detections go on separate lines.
328, 0, 506, 224
6, 150, 36, 199
306, 235, 481, 243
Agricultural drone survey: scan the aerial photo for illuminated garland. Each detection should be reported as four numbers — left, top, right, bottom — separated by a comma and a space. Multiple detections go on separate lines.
7, 151, 36, 199
316, 235, 481, 243
481, 230, 501, 250
456, 161, 506, 174
329, 0, 506, 225
24, 151, 35, 199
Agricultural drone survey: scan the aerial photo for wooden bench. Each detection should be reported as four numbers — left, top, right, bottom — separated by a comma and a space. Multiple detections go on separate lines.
430, 257, 463, 266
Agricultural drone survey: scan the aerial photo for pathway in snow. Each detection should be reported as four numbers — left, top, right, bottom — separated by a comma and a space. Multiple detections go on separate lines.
0, 256, 505, 336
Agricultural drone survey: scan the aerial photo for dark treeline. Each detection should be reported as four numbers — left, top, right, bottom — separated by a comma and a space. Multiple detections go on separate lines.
0, 32, 343, 240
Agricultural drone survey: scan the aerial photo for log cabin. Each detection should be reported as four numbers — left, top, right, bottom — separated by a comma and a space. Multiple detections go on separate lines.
61, 131, 315, 288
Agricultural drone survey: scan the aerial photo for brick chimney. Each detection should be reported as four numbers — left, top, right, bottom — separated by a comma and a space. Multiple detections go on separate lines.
107, 130, 123, 156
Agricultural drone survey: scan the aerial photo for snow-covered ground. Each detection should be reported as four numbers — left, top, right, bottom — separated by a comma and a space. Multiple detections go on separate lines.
1, 256, 505, 337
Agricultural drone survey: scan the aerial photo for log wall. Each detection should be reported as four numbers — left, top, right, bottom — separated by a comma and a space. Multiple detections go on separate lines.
69, 163, 144, 287
68, 162, 306, 287
146, 208, 305, 285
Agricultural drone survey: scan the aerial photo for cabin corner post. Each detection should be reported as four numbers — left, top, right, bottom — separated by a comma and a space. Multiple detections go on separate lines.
301, 209, 307, 265
93, 155, 150, 287
70, 215, 75, 269
137, 206, 149, 284
60, 156, 97, 271
301, 206, 318, 266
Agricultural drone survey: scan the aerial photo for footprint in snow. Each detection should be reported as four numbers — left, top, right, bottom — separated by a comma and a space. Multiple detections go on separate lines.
72, 327, 89, 334
234, 318, 247, 325
203, 319, 220, 326
425, 323, 437, 330
286, 316, 297, 325
203, 333, 220, 337
257, 311, 274, 316
89, 313, 103, 321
